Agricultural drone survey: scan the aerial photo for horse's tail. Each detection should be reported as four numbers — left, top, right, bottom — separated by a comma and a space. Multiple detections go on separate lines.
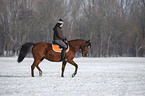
17, 42, 34, 63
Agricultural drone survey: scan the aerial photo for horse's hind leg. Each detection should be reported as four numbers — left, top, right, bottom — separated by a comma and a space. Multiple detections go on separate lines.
36, 65, 42, 77
31, 59, 41, 77
31, 62, 36, 77
37, 57, 44, 76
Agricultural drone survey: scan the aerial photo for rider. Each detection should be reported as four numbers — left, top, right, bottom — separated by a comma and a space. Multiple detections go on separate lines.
53, 19, 68, 61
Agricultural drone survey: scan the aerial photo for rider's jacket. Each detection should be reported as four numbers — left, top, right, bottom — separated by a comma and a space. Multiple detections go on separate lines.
53, 24, 66, 41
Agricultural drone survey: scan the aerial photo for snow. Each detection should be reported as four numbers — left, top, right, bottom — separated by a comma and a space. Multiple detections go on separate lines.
0, 57, 145, 96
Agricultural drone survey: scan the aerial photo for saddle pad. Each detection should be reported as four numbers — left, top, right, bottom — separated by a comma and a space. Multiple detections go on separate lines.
52, 44, 69, 53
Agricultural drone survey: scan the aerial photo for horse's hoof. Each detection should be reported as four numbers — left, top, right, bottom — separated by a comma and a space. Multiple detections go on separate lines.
39, 71, 42, 77
39, 75, 42, 77
72, 73, 76, 78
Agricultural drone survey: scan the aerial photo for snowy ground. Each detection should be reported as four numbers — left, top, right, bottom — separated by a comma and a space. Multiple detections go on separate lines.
0, 57, 145, 96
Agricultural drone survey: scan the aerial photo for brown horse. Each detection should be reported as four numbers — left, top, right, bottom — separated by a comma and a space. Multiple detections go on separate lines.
17, 39, 91, 77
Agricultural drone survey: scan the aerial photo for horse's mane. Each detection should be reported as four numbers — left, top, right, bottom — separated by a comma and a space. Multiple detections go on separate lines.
68, 39, 91, 48
68, 39, 85, 42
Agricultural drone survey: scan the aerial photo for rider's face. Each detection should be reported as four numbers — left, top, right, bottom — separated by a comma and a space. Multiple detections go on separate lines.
60, 24, 63, 27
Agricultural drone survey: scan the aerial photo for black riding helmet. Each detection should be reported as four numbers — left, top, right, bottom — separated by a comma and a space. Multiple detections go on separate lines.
57, 18, 64, 26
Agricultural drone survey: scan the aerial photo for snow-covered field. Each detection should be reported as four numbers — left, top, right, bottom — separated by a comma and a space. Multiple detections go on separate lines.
0, 57, 145, 96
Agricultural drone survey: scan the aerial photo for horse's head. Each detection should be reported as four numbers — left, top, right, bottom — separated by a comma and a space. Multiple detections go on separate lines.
82, 39, 91, 57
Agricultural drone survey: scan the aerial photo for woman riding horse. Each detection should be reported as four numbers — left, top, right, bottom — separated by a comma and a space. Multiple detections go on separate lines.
17, 19, 91, 77
53, 19, 68, 61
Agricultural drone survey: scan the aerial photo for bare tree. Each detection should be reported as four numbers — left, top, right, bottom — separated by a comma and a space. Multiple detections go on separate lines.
0, 0, 145, 57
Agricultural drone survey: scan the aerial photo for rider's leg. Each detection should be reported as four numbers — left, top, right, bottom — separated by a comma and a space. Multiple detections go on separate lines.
61, 48, 67, 61
54, 40, 68, 61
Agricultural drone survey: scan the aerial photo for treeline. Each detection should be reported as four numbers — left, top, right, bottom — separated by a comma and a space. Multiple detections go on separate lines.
0, 0, 145, 57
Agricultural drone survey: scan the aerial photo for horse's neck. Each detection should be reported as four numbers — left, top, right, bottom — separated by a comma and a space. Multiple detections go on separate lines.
69, 40, 85, 52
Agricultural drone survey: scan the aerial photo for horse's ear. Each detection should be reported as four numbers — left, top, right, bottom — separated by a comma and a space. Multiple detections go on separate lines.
87, 39, 91, 48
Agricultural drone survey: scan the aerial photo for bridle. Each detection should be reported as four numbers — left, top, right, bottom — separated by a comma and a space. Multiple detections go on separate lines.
82, 42, 91, 54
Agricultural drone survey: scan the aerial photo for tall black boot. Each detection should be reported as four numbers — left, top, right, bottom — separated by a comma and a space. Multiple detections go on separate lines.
61, 48, 66, 61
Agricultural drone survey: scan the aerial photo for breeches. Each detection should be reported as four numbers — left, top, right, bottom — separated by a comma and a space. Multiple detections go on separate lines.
54, 40, 67, 49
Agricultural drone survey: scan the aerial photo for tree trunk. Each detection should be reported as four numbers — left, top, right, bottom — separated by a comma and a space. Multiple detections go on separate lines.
106, 31, 112, 57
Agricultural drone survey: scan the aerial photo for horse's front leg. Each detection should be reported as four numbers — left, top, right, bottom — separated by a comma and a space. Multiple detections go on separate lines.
68, 59, 78, 77
61, 61, 67, 77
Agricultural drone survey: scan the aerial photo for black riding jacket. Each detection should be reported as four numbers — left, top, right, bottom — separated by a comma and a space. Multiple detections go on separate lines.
53, 24, 66, 41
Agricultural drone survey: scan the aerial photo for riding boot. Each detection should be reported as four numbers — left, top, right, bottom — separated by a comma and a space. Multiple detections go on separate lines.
61, 48, 67, 61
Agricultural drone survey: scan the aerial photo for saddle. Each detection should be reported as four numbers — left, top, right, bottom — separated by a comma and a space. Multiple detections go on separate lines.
52, 42, 69, 53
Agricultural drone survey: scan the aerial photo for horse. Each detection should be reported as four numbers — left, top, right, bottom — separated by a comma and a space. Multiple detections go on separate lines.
17, 39, 91, 77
